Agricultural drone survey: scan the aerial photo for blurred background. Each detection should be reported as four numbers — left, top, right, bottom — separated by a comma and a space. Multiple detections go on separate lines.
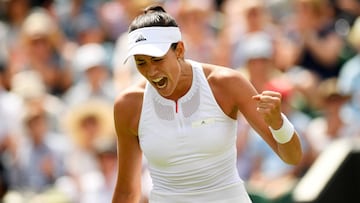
0, 0, 359, 202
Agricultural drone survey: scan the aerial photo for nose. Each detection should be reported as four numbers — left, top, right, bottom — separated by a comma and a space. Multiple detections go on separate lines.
147, 62, 159, 77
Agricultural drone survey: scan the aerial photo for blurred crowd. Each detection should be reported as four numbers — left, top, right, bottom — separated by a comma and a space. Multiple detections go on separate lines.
0, 0, 360, 202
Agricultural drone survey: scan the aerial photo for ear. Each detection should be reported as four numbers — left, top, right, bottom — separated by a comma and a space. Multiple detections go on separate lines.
175, 41, 185, 59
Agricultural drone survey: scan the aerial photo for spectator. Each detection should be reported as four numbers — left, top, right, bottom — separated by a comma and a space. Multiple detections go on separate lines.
54, 0, 102, 43
285, 0, 344, 79
281, 0, 346, 112
0, 0, 31, 51
237, 32, 278, 92
10, 70, 66, 132
8, 8, 72, 95
99, 0, 156, 42
54, 0, 115, 77
7, 70, 67, 193
175, 0, 218, 63
77, 137, 118, 203
12, 105, 65, 193
63, 43, 115, 106
306, 77, 353, 158
231, 0, 275, 69
57, 99, 114, 202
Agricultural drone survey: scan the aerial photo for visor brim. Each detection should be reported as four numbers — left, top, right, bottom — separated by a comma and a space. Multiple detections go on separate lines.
123, 43, 172, 64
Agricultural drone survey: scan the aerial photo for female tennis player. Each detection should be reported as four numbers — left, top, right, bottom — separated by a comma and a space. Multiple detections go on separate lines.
112, 5, 302, 203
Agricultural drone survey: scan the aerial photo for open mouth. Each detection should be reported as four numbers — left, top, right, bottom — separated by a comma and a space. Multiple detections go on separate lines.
152, 77, 168, 89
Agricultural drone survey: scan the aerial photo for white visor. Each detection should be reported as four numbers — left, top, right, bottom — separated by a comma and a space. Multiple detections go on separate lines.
124, 27, 181, 63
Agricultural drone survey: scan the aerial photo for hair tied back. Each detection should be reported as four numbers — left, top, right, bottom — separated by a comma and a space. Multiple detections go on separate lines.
144, 5, 167, 14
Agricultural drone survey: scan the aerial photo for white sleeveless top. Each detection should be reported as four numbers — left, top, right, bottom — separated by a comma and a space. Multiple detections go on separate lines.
139, 60, 252, 203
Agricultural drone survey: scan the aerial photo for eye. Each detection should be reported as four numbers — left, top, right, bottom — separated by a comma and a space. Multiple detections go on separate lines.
136, 62, 145, 66
152, 57, 163, 62
135, 59, 146, 66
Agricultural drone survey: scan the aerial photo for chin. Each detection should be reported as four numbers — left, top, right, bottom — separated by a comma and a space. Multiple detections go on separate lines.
158, 87, 175, 99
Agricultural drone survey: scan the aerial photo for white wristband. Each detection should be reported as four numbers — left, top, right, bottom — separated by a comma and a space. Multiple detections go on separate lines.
269, 113, 294, 144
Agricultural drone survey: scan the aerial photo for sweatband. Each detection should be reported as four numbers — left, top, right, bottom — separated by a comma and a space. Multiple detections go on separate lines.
124, 27, 182, 62
269, 113, 295, 144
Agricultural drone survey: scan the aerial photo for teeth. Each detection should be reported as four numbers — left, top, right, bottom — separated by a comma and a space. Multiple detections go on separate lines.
152, 77, 163, 82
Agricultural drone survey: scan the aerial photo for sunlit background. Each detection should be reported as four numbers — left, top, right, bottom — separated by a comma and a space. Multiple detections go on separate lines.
0, 0, 359, 202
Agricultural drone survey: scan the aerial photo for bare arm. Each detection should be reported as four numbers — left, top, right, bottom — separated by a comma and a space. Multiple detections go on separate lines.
112, 89, 144, 203
251, 91, 302, 165
206, 66, 302, 165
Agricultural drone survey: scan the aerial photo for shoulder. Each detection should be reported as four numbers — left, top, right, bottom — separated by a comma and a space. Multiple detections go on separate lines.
201, 63, 252, 91
114, 80, 145, 113
202, 63, 236, 79
114, 81, 145, 135
199, 63, 257, 117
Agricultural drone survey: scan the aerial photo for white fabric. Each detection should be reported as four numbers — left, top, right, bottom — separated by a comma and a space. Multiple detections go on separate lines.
269, 113, 295, 144
150, 182, 251, 203
138, 60, 252, 202
125, 27, 181, 61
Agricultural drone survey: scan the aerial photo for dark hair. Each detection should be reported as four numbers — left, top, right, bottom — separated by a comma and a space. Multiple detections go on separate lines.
129, 5, 178, 32
129, 5, 179, 50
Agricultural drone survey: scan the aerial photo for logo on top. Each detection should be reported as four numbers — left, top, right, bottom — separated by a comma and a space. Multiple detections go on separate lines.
135, 34, 147, 43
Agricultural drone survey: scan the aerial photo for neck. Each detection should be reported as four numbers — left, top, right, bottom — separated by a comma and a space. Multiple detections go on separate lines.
166, 60, 193, 101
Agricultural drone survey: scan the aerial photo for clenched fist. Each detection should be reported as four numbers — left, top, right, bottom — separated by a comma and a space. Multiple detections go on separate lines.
252, 91, 283, 129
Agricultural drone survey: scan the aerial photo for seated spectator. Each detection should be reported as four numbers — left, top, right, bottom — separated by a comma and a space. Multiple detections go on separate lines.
58, 98, 151, 202
306, 78, 353, 158
13, 104, 65, 193
237, 32, 279, 92
63, 43, 115, 106
231, 0, 276, 69
281, 0, 347, 112
8, 8, 72, 96
10, 70, 66, 132
56, 99, 115, 202
78, 137, 118, 203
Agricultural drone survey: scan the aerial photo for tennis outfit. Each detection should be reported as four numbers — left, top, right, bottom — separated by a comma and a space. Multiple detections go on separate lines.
138, 60, 252, 203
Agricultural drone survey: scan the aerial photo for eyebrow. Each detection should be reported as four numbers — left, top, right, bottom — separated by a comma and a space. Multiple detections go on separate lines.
134, 57, 147, 62
136, 56, 163, 61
